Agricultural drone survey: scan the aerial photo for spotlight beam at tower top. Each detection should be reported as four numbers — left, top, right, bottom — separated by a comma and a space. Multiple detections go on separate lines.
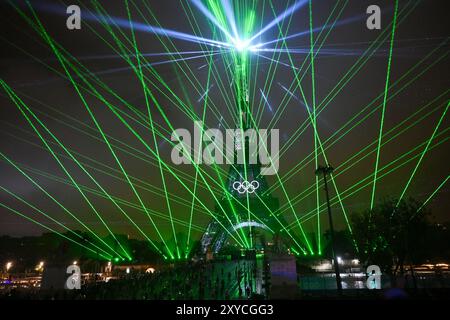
32, 2, 233, 48
248, 0, 308, 43
33, 0, 326, 55
189, 0, 235, 42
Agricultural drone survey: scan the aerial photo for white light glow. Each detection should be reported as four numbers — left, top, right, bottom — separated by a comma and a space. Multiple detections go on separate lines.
35, 261, 45, 271
234, 38, 250, 52
233, 221, 269, 231
249, 43, 264, 52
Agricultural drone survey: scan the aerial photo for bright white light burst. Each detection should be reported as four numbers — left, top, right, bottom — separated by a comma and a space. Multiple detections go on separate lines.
233, 38, 250, 51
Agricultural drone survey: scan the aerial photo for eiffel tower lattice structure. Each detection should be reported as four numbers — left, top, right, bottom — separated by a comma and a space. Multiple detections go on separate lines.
200, 54, 290, 254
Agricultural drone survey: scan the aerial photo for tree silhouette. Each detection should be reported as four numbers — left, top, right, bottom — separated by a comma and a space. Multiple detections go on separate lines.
351, 197, 430, 277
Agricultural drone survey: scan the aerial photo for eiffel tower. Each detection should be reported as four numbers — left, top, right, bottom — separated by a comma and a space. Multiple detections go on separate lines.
201, 54, 288, 254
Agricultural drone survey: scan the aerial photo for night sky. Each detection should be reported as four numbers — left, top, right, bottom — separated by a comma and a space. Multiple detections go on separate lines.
0, 0, 448, 246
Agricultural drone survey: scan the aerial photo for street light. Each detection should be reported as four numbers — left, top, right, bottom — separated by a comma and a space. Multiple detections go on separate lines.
6, 261, 12, 272
35, 261, 44, 272
315, 164, 343, 293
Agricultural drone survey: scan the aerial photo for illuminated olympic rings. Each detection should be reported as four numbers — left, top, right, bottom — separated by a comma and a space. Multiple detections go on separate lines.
232, 180, 260, 194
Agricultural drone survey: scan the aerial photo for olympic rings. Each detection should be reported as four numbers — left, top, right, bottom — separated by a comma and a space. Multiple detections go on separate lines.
232, 180, 260, 194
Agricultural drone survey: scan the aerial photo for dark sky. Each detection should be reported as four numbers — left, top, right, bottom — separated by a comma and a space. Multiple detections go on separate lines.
0, 0, 449, 245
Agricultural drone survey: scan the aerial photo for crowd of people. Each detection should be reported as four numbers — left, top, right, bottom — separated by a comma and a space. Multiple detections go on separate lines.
1, 259, 266, 300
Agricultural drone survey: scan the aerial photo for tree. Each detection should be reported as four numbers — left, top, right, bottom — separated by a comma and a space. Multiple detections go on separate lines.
351, 197, 430, 276
322, 229, 356, 259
